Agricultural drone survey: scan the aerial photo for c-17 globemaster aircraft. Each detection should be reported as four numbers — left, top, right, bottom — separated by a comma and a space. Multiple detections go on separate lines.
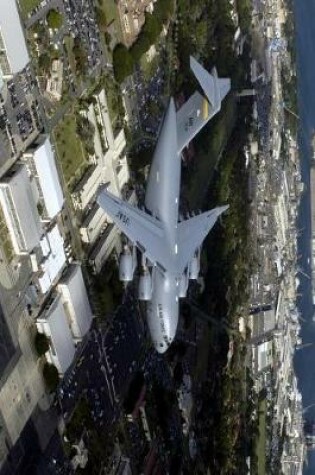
97, 56, 231, 353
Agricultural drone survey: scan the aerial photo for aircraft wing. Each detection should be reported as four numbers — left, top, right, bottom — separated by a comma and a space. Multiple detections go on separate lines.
176, 206, 229, 274
97, 190, 170, 269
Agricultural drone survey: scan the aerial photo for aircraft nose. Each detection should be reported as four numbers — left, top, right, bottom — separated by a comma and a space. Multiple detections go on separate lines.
154, 334, 175, 354
155, 341, 169, 354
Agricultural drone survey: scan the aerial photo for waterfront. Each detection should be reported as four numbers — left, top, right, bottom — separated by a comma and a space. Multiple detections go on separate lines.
293, 0, 315, 471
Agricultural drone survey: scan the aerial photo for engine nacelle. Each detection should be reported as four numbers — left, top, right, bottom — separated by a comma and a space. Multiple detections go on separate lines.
119, 248, 134, 282
178, 271, 189, 298
189, 250, 200, 280
138, 270, 152, 300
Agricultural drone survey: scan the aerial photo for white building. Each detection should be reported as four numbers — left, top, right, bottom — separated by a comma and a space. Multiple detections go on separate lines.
72, 90, 130, 214
37, 224, 67, 295
70, 88, 131, 272
23, 137, 64, 220
37, 295, 75, 374
0, 164, 42, 254
0, 0, 29, 80
252, 340, 273, 374
58, 264, 93, 342
88, 223, 119, 273
80, 202, 107, 245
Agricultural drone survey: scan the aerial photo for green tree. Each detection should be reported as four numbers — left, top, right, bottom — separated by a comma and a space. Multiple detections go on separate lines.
43, 363, 59, 392
38, 52, 51, 72
155, 0, 174, 23
142, 12, 161, 43
46, 9, 63, 29
34, 332, 49, 356
76, 115, 95, 144
73, 38, 87, 75
195, 19, 208, 49
113, 44, 134, 83
130, 36, 149, 62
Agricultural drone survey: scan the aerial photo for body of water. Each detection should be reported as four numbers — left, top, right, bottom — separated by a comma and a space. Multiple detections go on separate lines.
293, 0, 315, 471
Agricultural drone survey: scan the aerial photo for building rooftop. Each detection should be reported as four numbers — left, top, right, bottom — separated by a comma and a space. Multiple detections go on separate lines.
37, 295, 75, 374
0, 0, 29, 75
0, 164, 42, 253
31, 138, 64, 219
58, 264, 93, 340
37, 224, 66, 294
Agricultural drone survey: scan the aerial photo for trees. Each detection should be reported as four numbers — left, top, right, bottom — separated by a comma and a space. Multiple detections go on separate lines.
73, 38, 87, 76
34, 332, 49, 356
43, 362, 59, 392
113, 44, 134, 83
38, 52, 51, 73
95, 6, 107, 30
46, 9, 63, 29
76, 115, 95, 144
142, 12, 161, 44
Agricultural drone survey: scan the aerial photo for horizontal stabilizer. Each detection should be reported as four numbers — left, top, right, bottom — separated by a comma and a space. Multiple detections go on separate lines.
176, 91, 211, 152
177, 205, 229, 274
190, 56, 231, 107
176, 57, 231, 153
219, 78, 231, 101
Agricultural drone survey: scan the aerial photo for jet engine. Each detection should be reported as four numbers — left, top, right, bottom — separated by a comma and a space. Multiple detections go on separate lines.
189, 249, 200, 280
178, 271, 189, 298
119, 245, 135, 281
138, 268, 152, 300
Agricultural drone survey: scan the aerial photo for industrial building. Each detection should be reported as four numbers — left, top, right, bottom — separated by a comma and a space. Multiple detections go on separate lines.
36, 224, 67, 294
0, 164, 42, 254
58, 264, 93, 342
36, 264, 93, 373
0, 0, 29, 82
37, 295, 76, 375
23, 137, 64, 220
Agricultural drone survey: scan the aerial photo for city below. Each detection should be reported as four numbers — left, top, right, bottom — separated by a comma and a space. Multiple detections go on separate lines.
0, 0, 308, 474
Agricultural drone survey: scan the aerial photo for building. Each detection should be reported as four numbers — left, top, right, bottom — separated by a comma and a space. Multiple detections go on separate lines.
117, 0, 156, 47
0, 317, 48, 454
23, 137, 64, 220
57, 264, 93, 342
252, 340, 273, 375
70, 88, 132, 272
36, 224, 67, 295
45, 59, 63, 101
0, 0, 29, 81
37, 295, 76, 374
249, 307, 276, 340
0, 164, 42, 254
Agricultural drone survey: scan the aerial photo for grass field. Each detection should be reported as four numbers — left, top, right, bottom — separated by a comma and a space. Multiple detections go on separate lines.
53, 112, 87, 187
64, 35, 76, 76
99, 0, 123, 44
18, 0, 41, 18
256, 398, 267, 475
103, 75, 120, 127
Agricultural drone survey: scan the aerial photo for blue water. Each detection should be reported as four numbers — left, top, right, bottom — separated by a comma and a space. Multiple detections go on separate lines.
293, 0, 315, 472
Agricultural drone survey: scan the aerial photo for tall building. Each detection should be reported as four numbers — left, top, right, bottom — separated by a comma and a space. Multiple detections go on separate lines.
37, 295, 76, 374
0, 164, 42, 254
23, 137, 64, 221
0, 0, 29, 82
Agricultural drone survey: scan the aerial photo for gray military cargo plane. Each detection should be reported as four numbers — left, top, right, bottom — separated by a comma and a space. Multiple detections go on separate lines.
97, 56, 230, 353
